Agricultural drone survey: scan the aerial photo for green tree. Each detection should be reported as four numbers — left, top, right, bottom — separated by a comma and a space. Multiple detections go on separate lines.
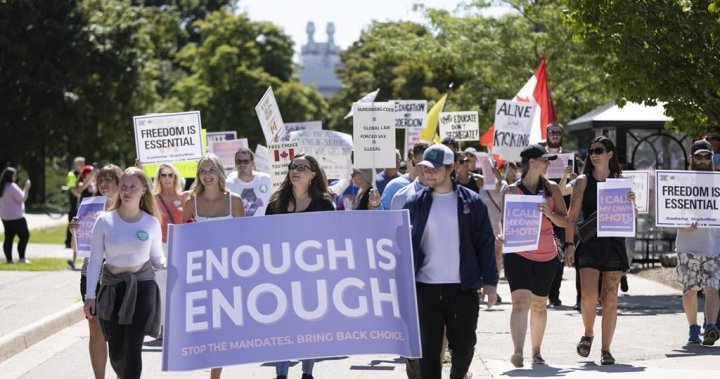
169, 9, 327, 146
329, 0, 610, 143
564, 0, 720, 134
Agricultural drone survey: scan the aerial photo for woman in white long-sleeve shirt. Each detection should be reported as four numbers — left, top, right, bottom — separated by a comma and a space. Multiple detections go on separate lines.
83, 167, 166, 379
0, 167, 31, 263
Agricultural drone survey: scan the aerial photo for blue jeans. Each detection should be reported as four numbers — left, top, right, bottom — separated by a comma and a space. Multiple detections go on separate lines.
275, 359, 315, 376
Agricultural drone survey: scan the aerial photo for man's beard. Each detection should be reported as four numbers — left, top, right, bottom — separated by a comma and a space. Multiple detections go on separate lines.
547, 138, 562, 149
691, 162, 712, 171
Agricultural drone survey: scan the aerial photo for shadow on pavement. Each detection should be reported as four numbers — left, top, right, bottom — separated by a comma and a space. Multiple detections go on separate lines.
667, 344, 720, 358
617, 294, 683, 316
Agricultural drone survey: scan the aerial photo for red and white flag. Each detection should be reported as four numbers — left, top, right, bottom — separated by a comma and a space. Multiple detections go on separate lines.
273, 148, 295, 162
480, 56, 556, 148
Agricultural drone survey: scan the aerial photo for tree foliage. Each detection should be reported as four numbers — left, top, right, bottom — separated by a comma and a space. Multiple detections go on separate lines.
564, 0, 720, 135
328, 0, 610, 139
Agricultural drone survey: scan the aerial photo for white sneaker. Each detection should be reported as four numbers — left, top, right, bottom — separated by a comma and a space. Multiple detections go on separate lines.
19, 258, 31, 264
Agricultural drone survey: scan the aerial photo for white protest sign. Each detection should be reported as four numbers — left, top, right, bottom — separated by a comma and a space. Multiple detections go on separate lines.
255, 87, 286, 144
404, 128, 422, 163
212, 139, 249, 173
289, 130, 353, 181
392, 100, 427, 129
281, 121, 322, 141
206, 131, 237, 153
622, 170, 650, 214
502, 194, 543, 253
438, 111, 480, 141
655, 170, 720, 227
75, 196, 107, 258
133, 111, 203, 164
546, 153, 575, 180
254, 145, 270, 174
267, 142, 299, 193
352, 102, 396, 169
477, 153, 496, 190
597, 178, 636, 237
492, 100, 536, 162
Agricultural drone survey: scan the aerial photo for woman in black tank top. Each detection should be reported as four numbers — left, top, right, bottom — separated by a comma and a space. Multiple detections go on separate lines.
564, 136, 634, 366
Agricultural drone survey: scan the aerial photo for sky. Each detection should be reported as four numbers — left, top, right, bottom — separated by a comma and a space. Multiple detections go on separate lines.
237, 0, 509, 54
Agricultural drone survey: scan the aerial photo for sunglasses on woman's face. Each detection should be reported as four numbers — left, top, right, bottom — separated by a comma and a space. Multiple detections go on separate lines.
289, 164, 311, 172
588, 147, 607, 156
159, 173, 174, 178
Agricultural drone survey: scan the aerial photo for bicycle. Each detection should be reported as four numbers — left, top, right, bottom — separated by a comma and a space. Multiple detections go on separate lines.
43, 186, 69, 219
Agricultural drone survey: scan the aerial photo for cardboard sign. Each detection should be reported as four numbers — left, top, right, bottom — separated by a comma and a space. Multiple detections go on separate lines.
438, 111, 480, 141
206, 131, 238, 153
622, 170, 650, 214
267, 141, 299, 193
133, 111, 204, 164
546, 153, 575, 180
254, 145, 270, 174
502, 194, 543, 253
492, 100, 536, 162
352, 102, 397, 169
289, 130, 353, 181
476, 153, 496, 190
163, 211, 421, 371
655, 170, 720, 227
597, 178, 636, 237
281, 121, 322, 141
392, 100, 427, 129
404, 128, 422, 162
142, 129, 208, 179
255, 87, 286, 144
212, 139, 249, 173
74, 196, 107, 258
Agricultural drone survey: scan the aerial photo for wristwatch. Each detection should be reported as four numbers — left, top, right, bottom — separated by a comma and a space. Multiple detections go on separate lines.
563, 241, 575, 248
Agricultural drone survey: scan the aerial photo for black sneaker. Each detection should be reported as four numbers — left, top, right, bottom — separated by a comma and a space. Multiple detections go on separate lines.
301, 374, 314, 379
620, 275, 629, 293
496, 294, 502, 304
702, 326, 719, 346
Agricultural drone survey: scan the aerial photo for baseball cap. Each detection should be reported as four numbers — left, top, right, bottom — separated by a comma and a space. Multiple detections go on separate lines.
81, 165, 94, 176
418, 144, 455, 169
464, 147, 478, 155
692, 140, 713, 155
520, 144, 558, 161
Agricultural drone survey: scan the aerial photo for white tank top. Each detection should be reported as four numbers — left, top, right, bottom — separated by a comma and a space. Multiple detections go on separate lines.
194, 194, 234, 222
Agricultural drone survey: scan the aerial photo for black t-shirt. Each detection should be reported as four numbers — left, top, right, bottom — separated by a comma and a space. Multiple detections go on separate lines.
265, 196, 335, 215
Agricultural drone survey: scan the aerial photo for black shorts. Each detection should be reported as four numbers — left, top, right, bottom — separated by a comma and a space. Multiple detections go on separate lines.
576, 237, 629, 272
503, 253, 560, 297
79, 275, 99, 302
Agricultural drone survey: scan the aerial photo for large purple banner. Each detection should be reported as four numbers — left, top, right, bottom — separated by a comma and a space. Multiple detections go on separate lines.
162, 211, 420, 371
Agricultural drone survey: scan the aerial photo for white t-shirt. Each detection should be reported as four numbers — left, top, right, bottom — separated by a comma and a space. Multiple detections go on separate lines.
416, 191, 461, 284
86, 210, 165, 299
226, 171, 272, 216
676, 228, 720, 257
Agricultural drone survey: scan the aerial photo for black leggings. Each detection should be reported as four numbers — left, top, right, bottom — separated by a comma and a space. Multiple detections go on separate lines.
416, 283, 479, 379
2, 218, 29, 262
99, 280, 158, 379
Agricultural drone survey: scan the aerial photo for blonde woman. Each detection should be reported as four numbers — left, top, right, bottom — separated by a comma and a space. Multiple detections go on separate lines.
83, 167, 165, 379
152, 163, 188, 339
181, 154, 244, 379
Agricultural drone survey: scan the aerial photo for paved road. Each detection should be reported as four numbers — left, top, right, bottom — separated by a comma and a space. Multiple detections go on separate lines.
1, 267, 719, 378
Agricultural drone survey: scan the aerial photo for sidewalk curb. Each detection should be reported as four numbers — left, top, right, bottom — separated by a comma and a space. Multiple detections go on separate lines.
0, 302, 84, 363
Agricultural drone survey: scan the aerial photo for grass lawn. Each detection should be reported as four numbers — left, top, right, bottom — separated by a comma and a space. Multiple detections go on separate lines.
0, 257, 69, 271
0, 224, 66, 245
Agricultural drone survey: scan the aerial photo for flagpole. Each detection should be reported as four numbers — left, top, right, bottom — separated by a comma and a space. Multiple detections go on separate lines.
435, 82, 454, 144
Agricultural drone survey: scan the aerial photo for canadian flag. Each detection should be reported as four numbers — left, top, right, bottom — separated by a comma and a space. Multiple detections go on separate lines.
480, 56, 556, 149
274, 148, 295, 162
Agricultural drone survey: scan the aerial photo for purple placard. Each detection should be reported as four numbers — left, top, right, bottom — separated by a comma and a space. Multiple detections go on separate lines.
163, 211, 420, 371
597, 180, 635, 237
502, 194, 543, 253
74, 196, 106, 258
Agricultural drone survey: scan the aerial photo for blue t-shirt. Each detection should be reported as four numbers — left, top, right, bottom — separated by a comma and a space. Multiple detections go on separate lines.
375, 171, 400, 196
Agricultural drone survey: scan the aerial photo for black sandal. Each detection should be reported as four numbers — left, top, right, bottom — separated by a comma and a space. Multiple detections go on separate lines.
532, 353, 546, 365
601, 350, 615, 365
576, 335, 593, 357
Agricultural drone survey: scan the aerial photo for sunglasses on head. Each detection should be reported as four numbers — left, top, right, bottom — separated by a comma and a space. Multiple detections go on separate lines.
289, 164, 311, 172
588, 147, 607, 156
159, 173, 174, 178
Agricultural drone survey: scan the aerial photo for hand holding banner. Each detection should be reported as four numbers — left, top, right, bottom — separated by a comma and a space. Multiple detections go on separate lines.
597, 178, 636, 237
502, 194, 543, 253
622, 170, 650, 214
75, 196, 107, 258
